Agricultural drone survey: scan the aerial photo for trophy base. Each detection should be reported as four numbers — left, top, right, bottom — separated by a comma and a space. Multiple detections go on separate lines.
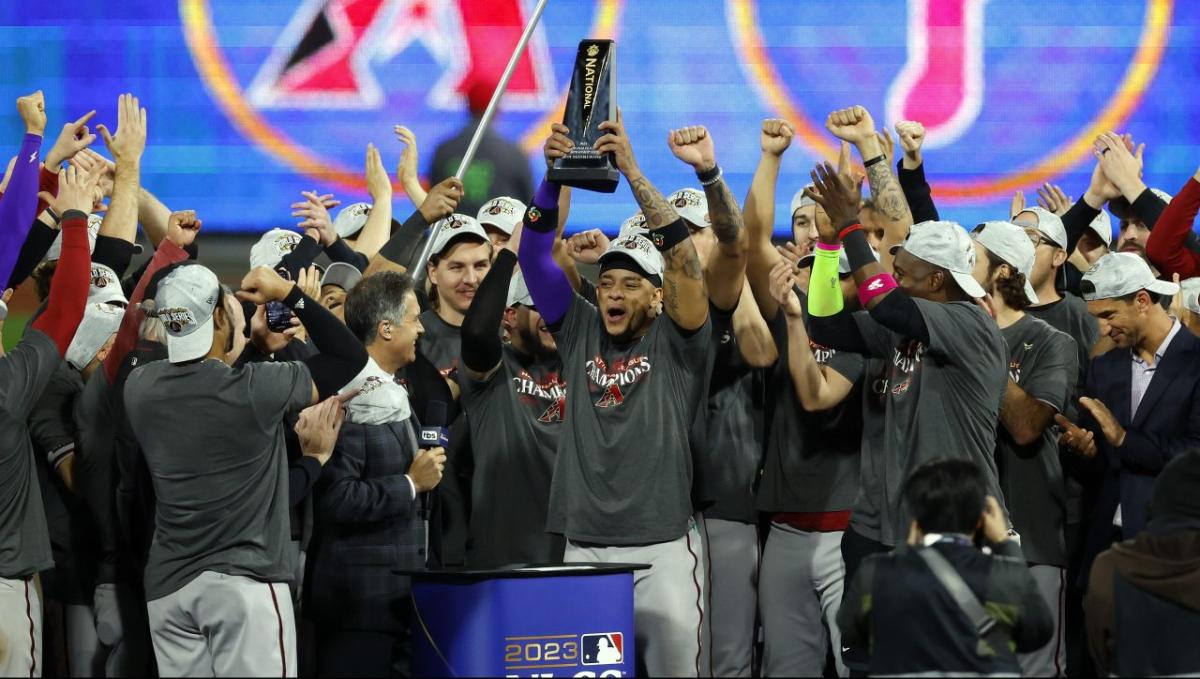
547, 162, 621, 193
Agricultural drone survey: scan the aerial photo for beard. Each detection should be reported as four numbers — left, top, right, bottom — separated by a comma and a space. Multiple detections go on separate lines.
517, 325, 556, 360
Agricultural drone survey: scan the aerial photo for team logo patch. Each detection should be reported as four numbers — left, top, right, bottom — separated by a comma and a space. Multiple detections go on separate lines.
158, 307, 197, 333
526, 206, 542, 223
650, 232, 664, 248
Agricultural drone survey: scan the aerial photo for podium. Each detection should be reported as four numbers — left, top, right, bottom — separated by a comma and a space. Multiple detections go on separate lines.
402, 564, 648, 677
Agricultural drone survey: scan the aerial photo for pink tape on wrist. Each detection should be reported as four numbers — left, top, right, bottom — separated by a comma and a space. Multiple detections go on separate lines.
858, 273, 898, 307
815, 241, 841, 252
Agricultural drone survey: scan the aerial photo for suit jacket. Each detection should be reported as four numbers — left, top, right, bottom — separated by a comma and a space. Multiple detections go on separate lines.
1081, 326, 1200, 575
305, 417, 425, 632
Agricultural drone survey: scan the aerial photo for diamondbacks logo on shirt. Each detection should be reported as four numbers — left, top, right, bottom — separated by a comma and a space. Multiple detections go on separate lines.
809, 339, 836, 365
585, 355, 652, 408
511, 369, 566, 423
1009, 358, 1023, 383
889, 339, 926, 398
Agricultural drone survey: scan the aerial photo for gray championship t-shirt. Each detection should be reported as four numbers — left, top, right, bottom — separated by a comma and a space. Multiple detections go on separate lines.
997, 315, 1077, 567
547, 294, 711, 545
459, 345, 566, 566
850, 355, 892, 542
0, 329, 61, 577
125, 359, 311, 600
757, 310, 864, 516
418, 309, 462, 382
1028, 293, 1098, 416
853, 299, 1008, 545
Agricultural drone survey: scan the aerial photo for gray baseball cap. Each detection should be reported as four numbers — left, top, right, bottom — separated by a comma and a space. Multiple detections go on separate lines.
320, 262, 362, 292
1181, 277, 1200, 315
507, 271, 533, 307
334, 202, 372, 239
1087, 210, 1113, 247
891, 220, 987, 299
1081, 252, 1179, 301
250, 228, 303, 270
598, 234, 665, 283
477, 196, 526, 236
89, 263, 128, 307
790, 184, 816, 217
155, 264, 222, 363
972, 220, 1039, 304
65, 302, 124, 371
618, 212, 648, 239
1013, 206, 1067, 250
429, 214, 490, 257
667, 188, 710, 229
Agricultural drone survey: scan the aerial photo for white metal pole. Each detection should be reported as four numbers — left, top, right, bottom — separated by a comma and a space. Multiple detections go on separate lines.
413, 0, 551, 279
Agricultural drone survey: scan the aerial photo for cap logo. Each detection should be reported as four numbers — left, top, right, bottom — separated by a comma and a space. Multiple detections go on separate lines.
673, 197, 688, 208
275, 233, 300, 253
158, 307, 196, 333
91, 268, 111, 288
445, 216, 466, 230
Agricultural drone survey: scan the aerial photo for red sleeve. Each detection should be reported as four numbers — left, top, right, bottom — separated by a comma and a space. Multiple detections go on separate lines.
1145, 177, 1200, 279
36, 166, 58, 216
103, 239, 189, 383
31, 210, 91, 356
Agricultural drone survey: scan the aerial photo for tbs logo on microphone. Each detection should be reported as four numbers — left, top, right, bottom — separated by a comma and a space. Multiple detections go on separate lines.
420, 428, 449, 448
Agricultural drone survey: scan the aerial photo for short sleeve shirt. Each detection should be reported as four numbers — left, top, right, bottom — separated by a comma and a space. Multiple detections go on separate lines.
125, 359, 312, 599
458, 345, 566, 566
546, 294, 711, 545
1028, 293, 1098, 419
0, 330, 62, 577
997, 315, 1078, 566
418, 309, 462, 382
851, 299, 1009, 546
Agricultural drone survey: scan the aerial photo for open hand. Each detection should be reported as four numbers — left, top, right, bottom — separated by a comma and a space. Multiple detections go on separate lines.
96, 93, 147, 164
1094, 131, 1145, 199
45, 110, 98, 168
394, 125, 419, 186
41, 164, 102, 216
295, 396, 347, 466
768, 259, 804, 319
365, 143, 391, 200
69, 149, 117, 202
804, 161, 863, 239
292, 191, 338, 245
1079, 396, 1127, 447
1055, 413, 1099, 458
1036, 183, 1073, 216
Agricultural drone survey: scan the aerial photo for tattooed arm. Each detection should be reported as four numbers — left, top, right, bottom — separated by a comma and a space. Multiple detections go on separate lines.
825, 105, 913, 273
596, 113, 708, 330
667, 125, 746, 311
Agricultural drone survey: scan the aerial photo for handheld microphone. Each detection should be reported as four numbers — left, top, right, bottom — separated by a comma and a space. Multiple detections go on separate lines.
420, 400, 450, 449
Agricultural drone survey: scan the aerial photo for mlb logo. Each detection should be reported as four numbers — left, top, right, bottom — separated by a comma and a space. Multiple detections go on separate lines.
581, 633, 623, 666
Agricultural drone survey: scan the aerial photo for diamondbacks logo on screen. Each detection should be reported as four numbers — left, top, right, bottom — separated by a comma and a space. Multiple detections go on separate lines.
181, 0, 622, 193
727, 0, 1172, 202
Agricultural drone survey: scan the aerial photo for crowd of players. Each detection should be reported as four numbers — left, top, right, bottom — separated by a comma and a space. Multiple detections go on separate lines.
2, 85, 1199, 678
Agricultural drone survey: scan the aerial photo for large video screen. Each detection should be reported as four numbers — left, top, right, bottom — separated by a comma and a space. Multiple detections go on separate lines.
1, 0, 1196, 235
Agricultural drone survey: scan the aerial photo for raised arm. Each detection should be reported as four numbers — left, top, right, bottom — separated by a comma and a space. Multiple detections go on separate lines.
96, 93, 147, 246
826, 106, 912, 272
0, 92, 48, 286
731, 280, 777, 368
460, 240, 519, 380
893, 121, 939, 223
517, 179, 573, 327
395, 125, 429, 209
31, 166, 100, 356
364, 177, 462, 277
769, 260, 855, 410
744, 119, 793, 320
353, 143, 393, 258
668, 125, 747, 311
1145, 167, 1200, 278
595, 112, 707, 330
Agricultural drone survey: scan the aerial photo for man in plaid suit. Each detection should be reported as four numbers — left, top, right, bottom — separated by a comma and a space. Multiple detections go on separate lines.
305, 271, 446, 677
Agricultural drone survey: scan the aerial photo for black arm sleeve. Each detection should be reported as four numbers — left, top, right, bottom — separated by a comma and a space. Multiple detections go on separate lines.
289, 456, 323, 507
277, 235, 323, 280
867, 290, 930, 345
807, 312, 871, 354
897, 161, 940, 223
377, 209, 431, 271
1061, 197, 1102, 254
7, 218, 57, 289
283, 286, 368, 398
1131, 187, 1167, 231
92, 235, 140, 279
324, 237, 369, 271
460, 249, 515, 374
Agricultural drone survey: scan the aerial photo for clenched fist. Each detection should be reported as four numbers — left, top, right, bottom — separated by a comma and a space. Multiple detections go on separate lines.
825, 106, 876, 146
760, 119, 794, 157
418, 177, 463, 224
667, 125, 716, 172
894, 121, 926, 169
16, 91, 46, 136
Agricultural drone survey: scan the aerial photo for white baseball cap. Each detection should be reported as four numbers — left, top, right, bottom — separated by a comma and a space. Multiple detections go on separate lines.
65, 302, 124, 371
598, 234, 665, 284
1081, 252, 1179, 301
250, 228, 303, 270
507, 271, 533, 307
1014, 206, 1067, 250
790, 184, 816, 218
1180, 278, 1200, 315
1087, 210, 1113, 247
333, 202, 372, 239
45, 213, 102, 261
320, 261, 362, 292
477, 197, 527, 236
618, 212, 648, 239
155, 264, 222, 363
972, 221, 1039, 304
89, 263, 128, 307
429, 213, 490, 257
891, 220, 987, 299
667, 188, 710, 229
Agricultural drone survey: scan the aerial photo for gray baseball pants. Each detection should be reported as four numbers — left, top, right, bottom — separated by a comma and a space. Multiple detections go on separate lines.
702, 517, 758, 678
564, 518, 706, 677
1018, 564, 1066, 677
759, 523, 847, 677
0, 575, 42, 677
146, 571, 296, 677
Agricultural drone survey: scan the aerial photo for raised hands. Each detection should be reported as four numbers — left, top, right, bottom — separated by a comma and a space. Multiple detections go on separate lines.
760, 118, 794, 157
668, 125, 716, 172
1084, 132, 1138, 207
41, 164, 102, 216
292, 191, 339, 245
16, 90, 46, 136
595, 109, 639, 177
97, 93, 147, 164
394, 125, 419, 188
1036, 183, 1073, 216
544, 122, 574, 170
566, 229, 611, 264
297, 265, 321, 301
894, 121, 926, 169
825, 106, 876, 147
237, 266, 295, 305
365, 142, 391, 200
45, 110, 97, 168
1094, 131, 1146, 200
768, 259, 804, 319
165, 210, 202, 249
804, 161, 863, 239
418, 177, 463, 224
69, 149, 116, 201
